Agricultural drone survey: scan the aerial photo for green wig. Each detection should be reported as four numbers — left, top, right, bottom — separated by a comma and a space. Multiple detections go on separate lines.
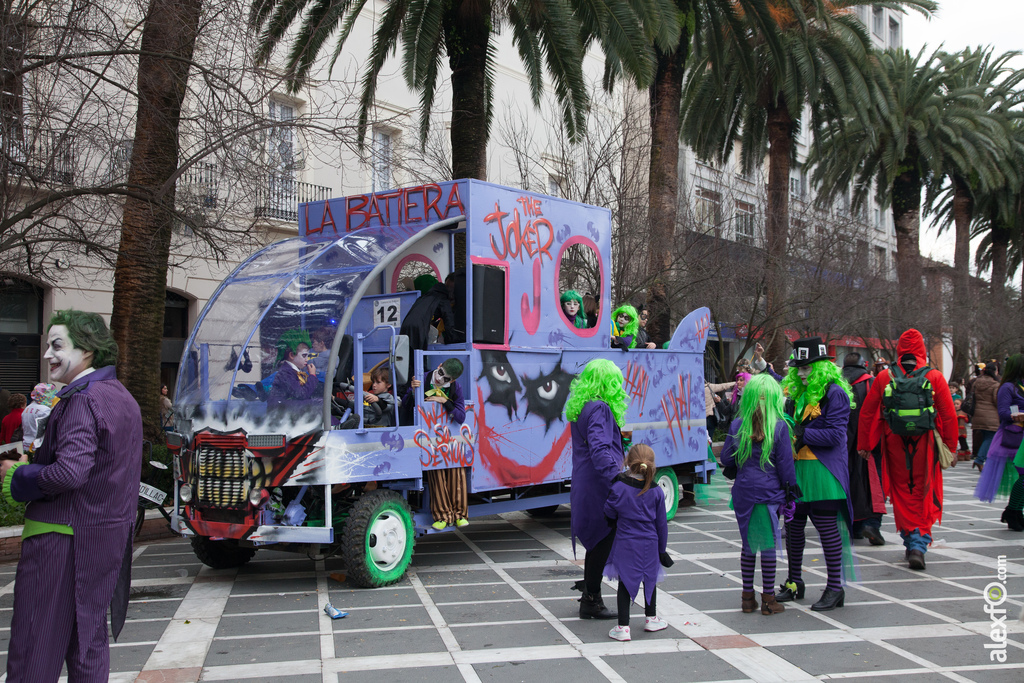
414, 273, 438, 296
275, 329, 312, 365
565, 359, 629, 428
48, 310, 118, 368
611, 304, 639, 349
733, 374, 787, 470
439, 357, 464, 380
781, 359, 855, 411
559, 290, 587, 329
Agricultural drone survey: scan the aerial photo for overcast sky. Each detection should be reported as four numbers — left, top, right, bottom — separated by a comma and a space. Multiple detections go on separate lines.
901, 1, 1024, 271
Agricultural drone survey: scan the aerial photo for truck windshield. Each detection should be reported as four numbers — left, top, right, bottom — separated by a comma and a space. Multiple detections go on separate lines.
176, 226, 426, 428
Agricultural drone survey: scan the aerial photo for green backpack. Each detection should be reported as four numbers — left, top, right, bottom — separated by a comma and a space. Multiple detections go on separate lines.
882, 364, 936, 436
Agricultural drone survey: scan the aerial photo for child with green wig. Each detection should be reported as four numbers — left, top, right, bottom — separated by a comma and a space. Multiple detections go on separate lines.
560, 290, 588, 329
720, 374, 799, 616
610, 304, 639, 350
268, 329, 320, 409
776, 337, 855, 612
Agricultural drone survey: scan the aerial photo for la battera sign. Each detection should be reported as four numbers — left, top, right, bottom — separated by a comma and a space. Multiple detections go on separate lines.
300, 181, 468, 237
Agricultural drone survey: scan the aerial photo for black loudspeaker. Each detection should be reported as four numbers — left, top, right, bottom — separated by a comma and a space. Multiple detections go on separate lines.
473, 264, 505, 345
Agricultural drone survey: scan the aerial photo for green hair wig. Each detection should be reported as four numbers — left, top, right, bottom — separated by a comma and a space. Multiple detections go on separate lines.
414, 273, 439, 296
560, 290, 587, 329
1001, 353, 1024, 388
565, 358, 629, 428
440, 357, 464, 380
733, 374, 787, 470
611, 304, 639, 348
276, 329, 312, 365
781, 359, 855, 410
48, 309, 118, 369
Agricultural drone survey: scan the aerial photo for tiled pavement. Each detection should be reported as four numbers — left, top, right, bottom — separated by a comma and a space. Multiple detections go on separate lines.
0, 464, 1022, 682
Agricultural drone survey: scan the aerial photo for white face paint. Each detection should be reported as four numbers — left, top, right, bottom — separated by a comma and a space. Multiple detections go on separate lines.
563, 299, 580, 317
797, 366, 812, 384
44, 325, 94, 384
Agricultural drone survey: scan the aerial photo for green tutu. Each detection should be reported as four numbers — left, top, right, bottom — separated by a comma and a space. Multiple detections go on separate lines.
728, 500, 777, 552
999, 460, 1020, 497
795, 459, 846, 502
1014, 440, 1024, 469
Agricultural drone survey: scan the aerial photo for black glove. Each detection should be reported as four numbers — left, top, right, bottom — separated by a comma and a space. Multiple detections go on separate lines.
784, 482, 803, 504
793, 436, 805, 454
660, 552, 674, 568
604, 515, 617, 530
790, 421, 805, 440
723, 464, 737, 480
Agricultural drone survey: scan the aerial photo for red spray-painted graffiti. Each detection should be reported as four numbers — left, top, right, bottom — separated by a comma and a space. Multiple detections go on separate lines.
624, 361, 650, 416
484, 200, 555, 264
521, 259, 541, 335
660, 374, 694, 448
476, 387, 571, 487
694, 313, 710, 346
414, 406, 474, 468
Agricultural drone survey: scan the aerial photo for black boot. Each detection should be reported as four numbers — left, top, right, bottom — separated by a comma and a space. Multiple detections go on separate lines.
579, 592, 617, 620
811, 588, 845, 611
907, 549, 926, 570
776, 578, 805, 602
861, 526, 886, 546
1001, 507, 1024, 532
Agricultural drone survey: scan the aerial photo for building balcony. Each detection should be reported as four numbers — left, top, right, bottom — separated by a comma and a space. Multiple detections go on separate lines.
254, 177, 331, 223
1, 124, 75, 185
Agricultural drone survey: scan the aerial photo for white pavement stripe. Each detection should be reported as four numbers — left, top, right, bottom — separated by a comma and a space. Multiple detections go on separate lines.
200, 658, 324, 681
315, 557, 335, 682
140, 565, 236, 671
713, 646, 821, 683
407, 571, 482, 683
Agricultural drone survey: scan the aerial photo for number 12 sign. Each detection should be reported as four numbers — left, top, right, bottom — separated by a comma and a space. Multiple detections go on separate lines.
373, 298, 401, 328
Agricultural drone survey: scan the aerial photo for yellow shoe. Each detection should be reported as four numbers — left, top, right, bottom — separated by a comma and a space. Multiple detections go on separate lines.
455, 518, 469, 528
431, 520, 447, 530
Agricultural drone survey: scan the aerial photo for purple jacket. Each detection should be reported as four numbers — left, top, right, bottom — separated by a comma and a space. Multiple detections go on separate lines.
570, 401, 623, 553
402, 370, 466, 425
603, 474, 668, 603
987, 382, 1024, 460
799, 383, 852, 519
721, 419, 796, 550
267, 361, 321, 409
10, 365, 142, 651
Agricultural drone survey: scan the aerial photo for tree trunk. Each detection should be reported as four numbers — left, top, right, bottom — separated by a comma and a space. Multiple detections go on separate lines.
891, 158, 923, 314
644, 28, 689, 347
445, 3, 490, 181
950, 174, 972, 382
111, 0, 202, 444
989, 208, 1010, 306
763, 101, 793, 366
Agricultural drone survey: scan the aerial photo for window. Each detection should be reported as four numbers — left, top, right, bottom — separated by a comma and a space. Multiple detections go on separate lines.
873, 208, 882, 230
261, 99, 298, 220
872, 7, 884, 36
836, 190, 850, 215
109, 140, 132, 181
371, 128, 393, 192
789, 167, 806, 201
548, 176, 563, 198
695, 188, 722, 234
1, 15, 26, 134
889, 18, 901, 49
874, 246, 887, 273
735, 201, 755, 244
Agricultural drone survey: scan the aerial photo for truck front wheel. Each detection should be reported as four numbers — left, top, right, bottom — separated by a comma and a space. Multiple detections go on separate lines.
655, 468, 680, 521
341, 489, 414, 588
190, 536, 257, 569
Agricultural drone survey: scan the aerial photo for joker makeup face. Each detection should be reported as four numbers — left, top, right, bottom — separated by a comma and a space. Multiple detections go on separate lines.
562, 299, 580, 318
45, 325, 94, 384
797, 365, 812, 385
616, 312, 631, 328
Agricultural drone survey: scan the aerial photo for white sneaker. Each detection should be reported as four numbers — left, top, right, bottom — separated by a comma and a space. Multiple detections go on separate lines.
608, 625, 631, 641
644, 616, 668, 632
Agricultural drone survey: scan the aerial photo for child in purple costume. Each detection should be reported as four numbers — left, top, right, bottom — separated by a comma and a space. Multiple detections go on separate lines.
974, 354, 1024, 530
720, 374, 798, 615
267, 329, 320, 409
604, 444, 672, 641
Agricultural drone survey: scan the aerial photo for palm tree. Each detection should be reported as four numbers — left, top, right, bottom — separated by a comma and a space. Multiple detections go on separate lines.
250, 0, 680, 181
810, 45, 984, 320
922, 47, 1022, 377
683, 1, 934, 362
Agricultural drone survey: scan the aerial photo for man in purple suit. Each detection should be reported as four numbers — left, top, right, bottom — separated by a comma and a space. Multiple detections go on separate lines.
1, 310, 142, 682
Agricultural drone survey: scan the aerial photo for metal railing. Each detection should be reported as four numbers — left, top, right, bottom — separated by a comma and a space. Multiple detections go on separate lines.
178, 161, 220, 209
254, 176, 331, 222
1, 124, 75, 185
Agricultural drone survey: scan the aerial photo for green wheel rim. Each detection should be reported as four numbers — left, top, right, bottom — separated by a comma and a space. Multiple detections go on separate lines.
655, 467, 680, 520
364, 500, 414, 582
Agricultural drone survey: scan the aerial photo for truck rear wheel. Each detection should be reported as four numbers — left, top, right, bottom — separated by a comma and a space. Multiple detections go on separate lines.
655, 468, 679, 521
190, 536, 257, 569
341, 489, 414, 588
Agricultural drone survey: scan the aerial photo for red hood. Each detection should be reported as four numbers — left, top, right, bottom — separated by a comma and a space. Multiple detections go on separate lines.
896, 329, 928, 369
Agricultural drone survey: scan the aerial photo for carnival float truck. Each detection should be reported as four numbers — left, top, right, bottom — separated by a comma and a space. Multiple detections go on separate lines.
168, 179, 714, 587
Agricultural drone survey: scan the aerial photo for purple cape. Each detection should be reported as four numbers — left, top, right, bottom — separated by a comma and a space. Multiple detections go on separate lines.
603, 475, 668, 603
800, 383, 853, 522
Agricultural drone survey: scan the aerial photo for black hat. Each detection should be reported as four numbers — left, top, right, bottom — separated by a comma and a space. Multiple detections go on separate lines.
788, 337, 834, 367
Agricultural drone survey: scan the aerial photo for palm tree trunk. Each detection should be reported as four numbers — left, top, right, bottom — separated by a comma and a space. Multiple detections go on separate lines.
950, 174, 973, 381
445, 4, 490, 181
891, 158, 923, 308
111, 0, 202, 444
645, 32, 689, 346
989, 206, 1010, 305
763, 101, 793, 366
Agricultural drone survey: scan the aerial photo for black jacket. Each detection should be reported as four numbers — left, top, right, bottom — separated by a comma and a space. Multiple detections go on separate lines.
399, 283, 456, 351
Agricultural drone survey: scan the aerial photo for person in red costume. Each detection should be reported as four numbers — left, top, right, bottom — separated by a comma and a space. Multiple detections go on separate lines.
857, 329, 957, 571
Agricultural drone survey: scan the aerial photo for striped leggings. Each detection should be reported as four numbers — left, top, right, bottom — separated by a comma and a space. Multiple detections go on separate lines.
786, 505, 843, 591
740, 549, 777, 594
